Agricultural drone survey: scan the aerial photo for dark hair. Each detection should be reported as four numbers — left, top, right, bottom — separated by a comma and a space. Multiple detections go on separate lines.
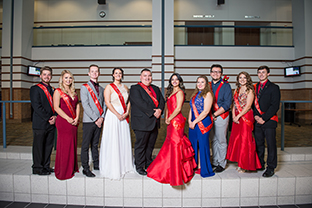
236, 71, 255, 95
89, 64, 99, 72
190, 75, 213, 99
257, 65, 270, 73
112, 67, 124, 81
210, 64, 223, 74
40, 66, 52, 75
141, 68, 152, 74
166, 73, 186, 99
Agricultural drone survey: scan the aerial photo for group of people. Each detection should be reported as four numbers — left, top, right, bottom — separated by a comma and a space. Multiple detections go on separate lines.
30, 63, 280, 184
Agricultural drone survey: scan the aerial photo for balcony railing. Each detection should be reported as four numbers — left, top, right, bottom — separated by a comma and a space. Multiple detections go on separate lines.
32, 23, 293, 47
174, 24, 293, 46
33, 25, 152, 47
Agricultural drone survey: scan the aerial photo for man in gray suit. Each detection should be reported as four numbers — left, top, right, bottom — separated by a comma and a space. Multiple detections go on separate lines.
80, 64, 106, 177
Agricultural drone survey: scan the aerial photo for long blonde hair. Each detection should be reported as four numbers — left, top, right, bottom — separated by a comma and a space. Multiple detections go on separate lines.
58, 70, 77, 96
190, 75, 213, 99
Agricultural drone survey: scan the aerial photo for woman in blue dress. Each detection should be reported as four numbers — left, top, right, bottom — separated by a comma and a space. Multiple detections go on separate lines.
188, 75, 215, 178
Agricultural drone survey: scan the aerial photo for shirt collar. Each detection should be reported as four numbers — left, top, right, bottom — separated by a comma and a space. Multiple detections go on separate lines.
260, 80, 268, 87
40, 82, 50, 88
90, 80, 99, 86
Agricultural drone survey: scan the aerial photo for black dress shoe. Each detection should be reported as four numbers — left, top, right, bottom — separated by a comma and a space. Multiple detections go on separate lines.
94, 167, 99, 170
259, 166, 265, 171
83, 169, 96, 177
262, 169, 274, 177
46, 167, 54, 173
214, 165, 225, 173
33, 169, 41, 175
136, 168, 147, 176
39, 169, 51, 175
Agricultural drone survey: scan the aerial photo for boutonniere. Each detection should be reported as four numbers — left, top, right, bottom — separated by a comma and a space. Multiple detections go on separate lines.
223, 75, 229, 83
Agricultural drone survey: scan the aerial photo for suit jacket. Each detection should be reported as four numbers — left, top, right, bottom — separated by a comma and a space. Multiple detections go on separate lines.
30, 83, 56, 130
254, 80, 281, 128
130, 83, 165, 131
80, 81, 106, 123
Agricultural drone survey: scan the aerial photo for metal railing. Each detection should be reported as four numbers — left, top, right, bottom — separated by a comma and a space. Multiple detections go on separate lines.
32, 24, 293, 47
280, 100, 312, 150
1, 100, 31, 148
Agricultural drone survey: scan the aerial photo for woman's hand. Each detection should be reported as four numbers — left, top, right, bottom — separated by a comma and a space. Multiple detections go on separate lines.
116, 113, 124, 121
189, 121, 196, 129
165, 118, 170, 125
66, 117, 74, 124
233, 116, 240, 124
72, 117, 79, 126
120, 112, 129, 121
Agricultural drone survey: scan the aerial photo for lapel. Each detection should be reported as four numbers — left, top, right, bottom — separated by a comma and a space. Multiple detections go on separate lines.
255, 82, 260, 97
151, 85, 158, 100
87, 80, 100, 101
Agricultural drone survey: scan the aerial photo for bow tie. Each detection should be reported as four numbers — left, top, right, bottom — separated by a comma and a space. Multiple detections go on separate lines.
93, 82, 99, 86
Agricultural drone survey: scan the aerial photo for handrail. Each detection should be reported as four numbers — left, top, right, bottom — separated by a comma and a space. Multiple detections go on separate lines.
32, 25, 293, 29
0, 100, 31, 148
174, 25, 293, 29
33, 25, 152, 29
280, 100, 312, 151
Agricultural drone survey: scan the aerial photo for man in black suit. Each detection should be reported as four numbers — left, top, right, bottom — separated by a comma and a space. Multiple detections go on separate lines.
130, 68, 165, 175
254, 65, 280, 177
30, 66, 57, 175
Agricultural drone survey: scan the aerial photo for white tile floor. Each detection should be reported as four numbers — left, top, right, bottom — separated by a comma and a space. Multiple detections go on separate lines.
0, 146, 312, 207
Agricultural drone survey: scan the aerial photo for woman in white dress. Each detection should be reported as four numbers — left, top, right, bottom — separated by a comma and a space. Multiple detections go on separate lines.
99, 68, 134, 180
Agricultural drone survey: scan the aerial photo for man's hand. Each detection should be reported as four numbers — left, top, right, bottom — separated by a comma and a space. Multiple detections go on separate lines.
49, 116, 57, 125
255, 115, 265, 125
95, 117, 104, 128
153, 109, 162, 119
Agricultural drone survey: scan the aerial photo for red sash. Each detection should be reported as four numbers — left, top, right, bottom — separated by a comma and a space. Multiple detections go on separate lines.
37, 83, 55, 114
191, 93, 213, 134
138, 82, 159, 108
56, 88, 76, 119
209, 81, 229, 119
253, 84, 278, 122
233, 90, 254, 130
83, 83, 104, 116
110, 83, 129, 123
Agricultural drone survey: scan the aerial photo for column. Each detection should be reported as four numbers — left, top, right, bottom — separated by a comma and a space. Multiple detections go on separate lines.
291, 0, 312, 123
1, 0, 35, 121
152, 0, 175, 91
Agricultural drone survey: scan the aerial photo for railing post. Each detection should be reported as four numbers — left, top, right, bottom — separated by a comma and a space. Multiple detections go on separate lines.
281, 101, 285, 151
2, 102, 7, 148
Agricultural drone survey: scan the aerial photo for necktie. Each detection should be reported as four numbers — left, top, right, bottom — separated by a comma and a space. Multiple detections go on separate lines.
258, 84, 263, 99
48, 86, 53, 95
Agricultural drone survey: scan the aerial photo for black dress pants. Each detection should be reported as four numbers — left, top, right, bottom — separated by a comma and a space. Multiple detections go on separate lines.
254, 125, 277, 171
81, 122, 101, 170
32, 125, 55, 171
134, 125, 158, 170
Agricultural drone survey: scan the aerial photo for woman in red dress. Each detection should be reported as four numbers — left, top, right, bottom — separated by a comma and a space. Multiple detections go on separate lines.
226, 71, 261, 172
53, 70, 80, 180
147, 73, 196, 186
